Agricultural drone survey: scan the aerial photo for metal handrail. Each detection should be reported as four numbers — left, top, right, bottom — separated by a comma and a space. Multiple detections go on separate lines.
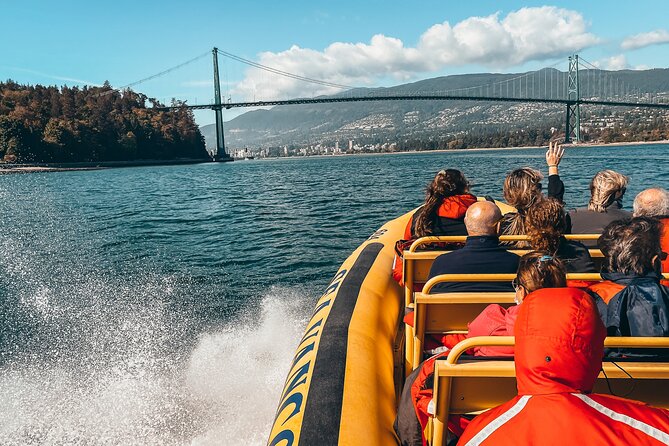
445, 336, 669, 365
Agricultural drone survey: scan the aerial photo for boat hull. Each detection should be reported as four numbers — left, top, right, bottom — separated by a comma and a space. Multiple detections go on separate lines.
268, 212, 410, 446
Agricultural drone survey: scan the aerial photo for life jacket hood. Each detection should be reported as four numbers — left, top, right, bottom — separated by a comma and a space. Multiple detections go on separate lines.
514, 287, 606, 396
436, 194, 477, 219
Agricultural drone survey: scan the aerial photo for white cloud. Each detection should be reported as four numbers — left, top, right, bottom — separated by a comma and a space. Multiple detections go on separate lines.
621, 29, 669, 50
601, 54, 629, 70
232, 6, 600, 100
591, 54, 650, 71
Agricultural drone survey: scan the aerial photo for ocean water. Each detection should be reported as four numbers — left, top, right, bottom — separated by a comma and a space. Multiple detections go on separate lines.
1, 144, 668, 445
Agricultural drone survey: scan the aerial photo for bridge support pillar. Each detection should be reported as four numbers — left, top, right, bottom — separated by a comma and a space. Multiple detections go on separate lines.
212, 47, 232, 162
565, 55, 581, 143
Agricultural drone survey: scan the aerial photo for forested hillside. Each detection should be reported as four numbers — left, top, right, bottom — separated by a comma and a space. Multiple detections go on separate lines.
0, 81, 207, 163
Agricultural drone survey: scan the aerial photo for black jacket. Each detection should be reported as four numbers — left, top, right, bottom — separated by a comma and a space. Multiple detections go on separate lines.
428, 236, 520, 293
556, 237, 597, 273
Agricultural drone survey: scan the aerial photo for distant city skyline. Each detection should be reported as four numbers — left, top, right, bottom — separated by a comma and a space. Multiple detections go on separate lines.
2, 1, 669, 126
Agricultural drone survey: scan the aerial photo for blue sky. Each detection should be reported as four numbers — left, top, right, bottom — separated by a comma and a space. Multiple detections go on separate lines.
2, 1, 669, 126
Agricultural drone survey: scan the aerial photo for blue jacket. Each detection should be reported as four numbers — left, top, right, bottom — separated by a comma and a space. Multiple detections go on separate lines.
597, 271, 669, 338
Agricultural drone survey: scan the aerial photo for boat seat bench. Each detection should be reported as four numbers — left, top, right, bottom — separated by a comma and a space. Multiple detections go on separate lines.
407, 273, 656, 370
430, 336, 669, 446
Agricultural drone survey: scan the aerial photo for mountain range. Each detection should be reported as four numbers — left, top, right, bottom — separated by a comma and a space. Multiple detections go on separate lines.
200, 68, 669, 150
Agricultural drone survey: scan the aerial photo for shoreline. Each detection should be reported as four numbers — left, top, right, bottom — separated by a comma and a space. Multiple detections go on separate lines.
2, 139, 669, 173
257, 138, 669, 161
0, 158, 213, 174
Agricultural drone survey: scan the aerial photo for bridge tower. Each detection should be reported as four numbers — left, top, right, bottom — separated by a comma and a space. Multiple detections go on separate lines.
212, 47, 232, 162
565, 55, 581, 143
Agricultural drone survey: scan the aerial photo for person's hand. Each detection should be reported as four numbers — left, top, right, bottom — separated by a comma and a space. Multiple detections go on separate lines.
546, 141, 564, 175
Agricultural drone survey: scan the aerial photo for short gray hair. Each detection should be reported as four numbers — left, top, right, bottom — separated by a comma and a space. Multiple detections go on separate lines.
633, 188, 669, 217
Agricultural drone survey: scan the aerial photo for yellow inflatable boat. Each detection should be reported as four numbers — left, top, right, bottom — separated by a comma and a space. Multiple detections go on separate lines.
267, 211, 409, 446
268, 204, 669, 446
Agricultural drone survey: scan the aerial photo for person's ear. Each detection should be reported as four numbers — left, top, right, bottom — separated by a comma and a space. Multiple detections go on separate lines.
652, 254, 661, 274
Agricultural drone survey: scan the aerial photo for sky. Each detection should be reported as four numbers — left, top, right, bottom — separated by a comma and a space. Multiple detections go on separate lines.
2, 0, 669, 126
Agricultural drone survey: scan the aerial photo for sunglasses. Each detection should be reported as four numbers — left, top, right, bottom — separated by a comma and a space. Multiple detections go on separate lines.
512, 278, 523, 292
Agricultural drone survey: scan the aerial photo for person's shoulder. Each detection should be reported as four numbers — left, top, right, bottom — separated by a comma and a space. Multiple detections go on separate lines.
569, 207, 590, 215
431, 250, 459, 270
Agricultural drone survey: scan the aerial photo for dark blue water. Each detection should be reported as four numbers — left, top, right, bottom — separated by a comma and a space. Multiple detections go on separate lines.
1, 144, 667, 444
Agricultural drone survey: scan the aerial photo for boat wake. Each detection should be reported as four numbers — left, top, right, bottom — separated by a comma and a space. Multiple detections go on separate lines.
0, 279, 310, 446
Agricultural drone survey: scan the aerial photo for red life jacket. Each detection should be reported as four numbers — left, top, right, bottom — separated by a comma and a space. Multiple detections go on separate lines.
588, 280, 626, 304
392, 194, 477, 285
660, 217, 669, 286
457, 288, 669, 446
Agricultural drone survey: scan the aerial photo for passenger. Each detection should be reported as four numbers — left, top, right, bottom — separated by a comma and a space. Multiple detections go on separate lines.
588, 217, 669, 338
569, 170, 631, 246
392, 169, 476, 284
457, 287, 669, 445
633, 187, 669, 278
404, 169, 476, 239
427, 201, 519, 293
441, 252, 566, 357
499, 141, 566, 241
525, 197, 596, 272
395, 253, 567, 446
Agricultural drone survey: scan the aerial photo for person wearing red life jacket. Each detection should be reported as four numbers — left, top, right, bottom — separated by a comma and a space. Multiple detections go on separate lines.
633, 188, 669, 285
588, 217, 669, 341
441, 251, 566, 357
392, 169, 476, 285
457, 287, 669, 446
395, 253, 567, 446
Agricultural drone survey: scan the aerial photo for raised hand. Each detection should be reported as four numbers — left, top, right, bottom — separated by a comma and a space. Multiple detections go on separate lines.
546, 141, 564, 175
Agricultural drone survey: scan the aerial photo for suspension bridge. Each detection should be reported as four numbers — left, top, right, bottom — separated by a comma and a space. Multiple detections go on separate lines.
125, 47, 669, 161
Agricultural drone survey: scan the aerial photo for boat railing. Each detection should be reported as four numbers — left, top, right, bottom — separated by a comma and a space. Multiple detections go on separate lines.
431, 336, 669, 446
407, 234, 601, 252
402, 234, 603, 309
407, 273, 669, 370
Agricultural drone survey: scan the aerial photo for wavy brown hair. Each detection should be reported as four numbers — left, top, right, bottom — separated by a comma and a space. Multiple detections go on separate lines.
516, 251, 567, 293
598, 217, 661, 275
525, 197, 568, 254
414, 169, 469, 237
588, 170, 629, 212
502, 168, 544, 237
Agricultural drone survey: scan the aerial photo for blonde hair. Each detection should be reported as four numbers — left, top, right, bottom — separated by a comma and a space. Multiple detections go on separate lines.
502, 168, 543, 238
516, 251, 567, 293
588, 170, 629, 212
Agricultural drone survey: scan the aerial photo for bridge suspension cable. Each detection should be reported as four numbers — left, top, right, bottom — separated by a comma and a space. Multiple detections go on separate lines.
215, 48, 355, 90
97, 50, 211, 97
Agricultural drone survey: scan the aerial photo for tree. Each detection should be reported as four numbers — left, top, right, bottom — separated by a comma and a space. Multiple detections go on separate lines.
0, 116, 31, 162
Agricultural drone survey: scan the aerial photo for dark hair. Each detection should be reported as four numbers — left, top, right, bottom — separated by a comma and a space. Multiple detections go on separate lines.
502, 168, 544, 237
516, 251, 567, 293
525, 197, 568, 254
598, 217, 661, 275
414, 169, 469, 237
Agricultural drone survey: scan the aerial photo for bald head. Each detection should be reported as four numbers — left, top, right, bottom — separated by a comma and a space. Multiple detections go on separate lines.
464, 201, 503, 236
633, 188, 669, 217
